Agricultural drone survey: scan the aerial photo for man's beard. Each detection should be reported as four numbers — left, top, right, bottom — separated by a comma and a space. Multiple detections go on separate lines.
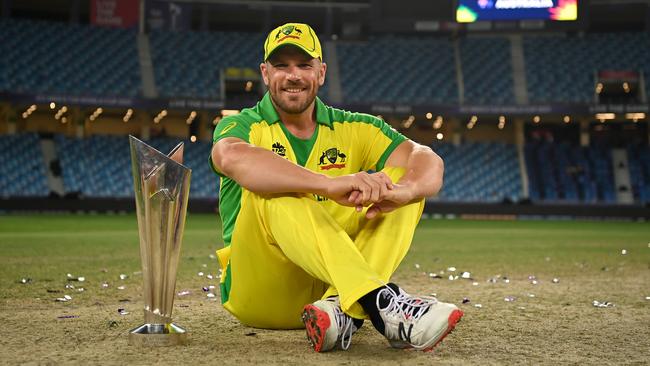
270, 85, 318, 115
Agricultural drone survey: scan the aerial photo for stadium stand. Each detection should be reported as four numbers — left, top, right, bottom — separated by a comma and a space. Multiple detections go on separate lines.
337, 36, 458, 104
0, 133, 50, 197
54, 134, 218, 199
149, 30, 264, 99
523, 32, 650, 103
55, 134, 132, 197
627, 144, 650, 203
0, 19, 141, 97
432, 142, 522, 202
0, 17, 646, 209
525, 142, 616, 203
460, 37, 515, 104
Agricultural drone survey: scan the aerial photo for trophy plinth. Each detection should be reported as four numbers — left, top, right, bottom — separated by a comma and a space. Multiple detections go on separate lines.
128, 323, 187, 346
128, 135, 191, 347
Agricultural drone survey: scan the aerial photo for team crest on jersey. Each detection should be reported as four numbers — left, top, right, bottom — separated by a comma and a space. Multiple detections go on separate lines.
318, 147, 347, 170
272, 142, 286, 157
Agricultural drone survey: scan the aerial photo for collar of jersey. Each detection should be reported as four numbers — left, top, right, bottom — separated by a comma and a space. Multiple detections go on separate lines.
258, 92, 332, 128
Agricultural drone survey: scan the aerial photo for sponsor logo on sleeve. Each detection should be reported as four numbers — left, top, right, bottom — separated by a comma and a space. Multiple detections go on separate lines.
219, 122, 238, 136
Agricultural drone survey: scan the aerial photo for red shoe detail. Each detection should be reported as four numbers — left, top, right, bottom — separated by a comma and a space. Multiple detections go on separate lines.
423, 309, 464, 352
302, 304, 332, 352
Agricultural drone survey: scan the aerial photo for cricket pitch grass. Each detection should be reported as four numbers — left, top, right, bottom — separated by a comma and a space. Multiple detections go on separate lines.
1, 214, 648, 365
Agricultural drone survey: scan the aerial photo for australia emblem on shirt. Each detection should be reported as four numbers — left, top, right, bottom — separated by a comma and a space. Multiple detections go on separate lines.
318, 147, 347, 170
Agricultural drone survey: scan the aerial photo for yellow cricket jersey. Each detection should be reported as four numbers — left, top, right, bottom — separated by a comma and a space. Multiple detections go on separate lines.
210, 92, 407, 247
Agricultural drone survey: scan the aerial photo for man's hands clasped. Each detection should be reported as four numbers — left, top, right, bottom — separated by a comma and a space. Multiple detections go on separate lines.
324, 172, 414, 219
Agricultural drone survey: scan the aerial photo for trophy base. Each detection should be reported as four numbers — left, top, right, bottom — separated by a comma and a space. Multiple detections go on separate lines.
129, 323, 188, 346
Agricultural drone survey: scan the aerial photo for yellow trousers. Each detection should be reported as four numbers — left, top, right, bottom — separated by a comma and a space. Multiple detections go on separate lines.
216, 168, 424, 329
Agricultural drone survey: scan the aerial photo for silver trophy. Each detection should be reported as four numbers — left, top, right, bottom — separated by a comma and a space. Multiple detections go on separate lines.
128, 135, 191, 346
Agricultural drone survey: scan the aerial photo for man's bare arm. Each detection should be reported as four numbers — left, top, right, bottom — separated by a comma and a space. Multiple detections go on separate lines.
211, 137, 392, 206
362, 140, 444, 219
384, 139, 444, 199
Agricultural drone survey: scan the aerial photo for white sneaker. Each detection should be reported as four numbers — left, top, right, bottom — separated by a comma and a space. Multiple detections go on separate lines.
377, 286, 463, 351
301, 297, 358, 352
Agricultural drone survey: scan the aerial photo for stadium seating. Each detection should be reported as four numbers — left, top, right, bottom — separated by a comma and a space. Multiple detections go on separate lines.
523, 32, 650, 103
525, 142, 616, 203
149, 30, 264, 99
55, 134, 132, 197
460, 37, 514, 104
0, 130, 638, 206
627, 144, 650, 203
0, 133, 50, 197
5, 17, 650, 107
54, 134, 218, 199
432, 142, 522, 202
0, 19, 141, 97
1, 18, 648, 206
336, 36, 458, 105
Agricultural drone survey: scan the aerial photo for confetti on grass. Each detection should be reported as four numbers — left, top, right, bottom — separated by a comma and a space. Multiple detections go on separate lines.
592, 300, 615, 308
55, 295, 72, 302
67, 274, 85, 282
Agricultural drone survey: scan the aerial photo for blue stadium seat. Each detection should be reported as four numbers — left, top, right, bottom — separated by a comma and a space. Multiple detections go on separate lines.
431, 142, 522, 202
460, 37, 514, 104
0, 133, 50, 197
55, 134, 218, 199
626, 144, 650, 204
0, 19, 141, 97
149, 30, 264, 99
524, 33, 650, 103
525, 142, 616, 203
337, 36, 458, 105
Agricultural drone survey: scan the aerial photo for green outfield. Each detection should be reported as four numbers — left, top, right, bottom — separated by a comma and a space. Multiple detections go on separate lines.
1, 214, 648, 364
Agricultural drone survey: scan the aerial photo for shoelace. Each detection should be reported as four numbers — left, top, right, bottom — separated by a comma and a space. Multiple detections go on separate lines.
326, 298, 355, 350
376, 286, 437, 322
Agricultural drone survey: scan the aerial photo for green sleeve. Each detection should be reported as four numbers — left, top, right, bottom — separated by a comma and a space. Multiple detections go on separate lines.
212, 115, 252, 143
209, 115, 252, 176
360, 114, 407, 171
